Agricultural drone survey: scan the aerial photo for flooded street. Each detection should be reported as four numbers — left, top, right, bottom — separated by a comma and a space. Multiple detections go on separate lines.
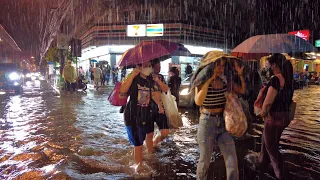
0, 80, 319, 180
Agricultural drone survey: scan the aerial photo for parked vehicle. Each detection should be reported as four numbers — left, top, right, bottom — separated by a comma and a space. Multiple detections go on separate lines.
22, 69, 32, 81
178, 76, 195, 108
0, 63, 23, 94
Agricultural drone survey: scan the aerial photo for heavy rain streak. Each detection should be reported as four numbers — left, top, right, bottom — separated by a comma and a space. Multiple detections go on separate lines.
0, 0, 320, 180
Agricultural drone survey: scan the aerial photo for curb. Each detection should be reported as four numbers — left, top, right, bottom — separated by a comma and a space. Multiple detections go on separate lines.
44, 79, 61, 95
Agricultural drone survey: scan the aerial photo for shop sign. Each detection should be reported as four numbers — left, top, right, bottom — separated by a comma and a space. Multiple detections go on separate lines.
57, 33, 68, 49
315, 40, 320, 47
146, 24, 163, 36
127, 24, 146, 37
288, 30, 310, 41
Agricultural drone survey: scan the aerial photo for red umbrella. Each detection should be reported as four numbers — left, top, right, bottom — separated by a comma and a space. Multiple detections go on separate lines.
118, 40, 187, 67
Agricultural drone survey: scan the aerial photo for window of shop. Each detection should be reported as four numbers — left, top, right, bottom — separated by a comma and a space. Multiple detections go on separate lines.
179, 56, 200, 79
124, 11, 129, 22
135, 11, 141, 21
160, 58, 171, 82
145, 9, 151, 21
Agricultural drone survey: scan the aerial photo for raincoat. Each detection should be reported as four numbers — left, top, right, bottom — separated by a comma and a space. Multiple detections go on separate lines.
63, 65, 76, 83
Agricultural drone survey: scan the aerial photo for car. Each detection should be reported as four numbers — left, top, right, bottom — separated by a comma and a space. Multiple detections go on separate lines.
30, 72, 41, 80
22, 69, 32, 81
0, 63, 23, 94
178, 76, 195, 108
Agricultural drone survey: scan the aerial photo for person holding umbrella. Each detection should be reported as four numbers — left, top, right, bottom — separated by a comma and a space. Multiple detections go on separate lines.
257, 53, 294, 180
117, 40, 190, 171
192, 51, 246, 180
120, 62, 164, 172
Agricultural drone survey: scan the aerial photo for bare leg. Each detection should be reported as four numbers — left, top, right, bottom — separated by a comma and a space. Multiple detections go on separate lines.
153, 129, 169, 147
145, 132, 154, 153
134, 146, 143, 164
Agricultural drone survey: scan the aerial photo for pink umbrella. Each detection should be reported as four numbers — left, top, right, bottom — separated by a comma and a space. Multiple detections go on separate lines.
118, 40, 186, 67
232, 34, 317, 60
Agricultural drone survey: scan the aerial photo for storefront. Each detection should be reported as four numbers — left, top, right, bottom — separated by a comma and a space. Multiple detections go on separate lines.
78, 23, 225, 79
260, 53, 316, 73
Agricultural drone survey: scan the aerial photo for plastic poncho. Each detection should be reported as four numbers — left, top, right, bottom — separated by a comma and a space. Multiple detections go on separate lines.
63, 65, 76, 83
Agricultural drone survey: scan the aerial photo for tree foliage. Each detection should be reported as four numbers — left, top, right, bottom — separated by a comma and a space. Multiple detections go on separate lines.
44, 47, 59, 63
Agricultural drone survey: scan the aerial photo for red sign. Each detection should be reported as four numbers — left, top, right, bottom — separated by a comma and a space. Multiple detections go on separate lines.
288, 30, 310, 41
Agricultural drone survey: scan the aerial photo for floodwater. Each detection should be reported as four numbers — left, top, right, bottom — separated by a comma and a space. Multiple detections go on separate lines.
0, 80, 319, 180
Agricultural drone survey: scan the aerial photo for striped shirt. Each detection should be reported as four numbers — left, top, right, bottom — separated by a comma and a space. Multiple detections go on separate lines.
202, 83, 227, 109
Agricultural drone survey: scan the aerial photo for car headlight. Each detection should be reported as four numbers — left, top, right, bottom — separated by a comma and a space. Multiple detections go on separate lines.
180, 88, 189, 96
9, 72, 21, 81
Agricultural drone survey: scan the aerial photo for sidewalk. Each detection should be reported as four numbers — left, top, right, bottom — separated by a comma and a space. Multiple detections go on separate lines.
47, 73, 116, 91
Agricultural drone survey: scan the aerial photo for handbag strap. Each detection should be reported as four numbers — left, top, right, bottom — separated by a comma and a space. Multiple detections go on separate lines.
148, 77, 154, 107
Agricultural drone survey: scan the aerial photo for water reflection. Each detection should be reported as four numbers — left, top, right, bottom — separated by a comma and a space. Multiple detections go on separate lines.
0, 81, 319, 179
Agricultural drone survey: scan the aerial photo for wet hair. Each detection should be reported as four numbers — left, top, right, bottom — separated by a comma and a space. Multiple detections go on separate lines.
268, 53, 293, 90
268, 53, 285, 68
151, 58, 160, 67
169, 67, 179, 75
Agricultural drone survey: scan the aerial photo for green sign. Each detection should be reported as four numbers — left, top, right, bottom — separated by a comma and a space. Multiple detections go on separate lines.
315, 40, 320, 47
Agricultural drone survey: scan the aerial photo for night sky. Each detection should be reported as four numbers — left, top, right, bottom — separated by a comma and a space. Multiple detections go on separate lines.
255, 0, 319, 43
0, 0, 319, 61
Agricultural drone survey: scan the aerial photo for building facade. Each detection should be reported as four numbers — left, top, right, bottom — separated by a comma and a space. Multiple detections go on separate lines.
76, 0, 255, 79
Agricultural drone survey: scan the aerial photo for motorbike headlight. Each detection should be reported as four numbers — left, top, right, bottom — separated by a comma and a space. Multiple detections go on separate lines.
26, 73, 31, 78
9, 72, 21, 81
180, 88, 189, 96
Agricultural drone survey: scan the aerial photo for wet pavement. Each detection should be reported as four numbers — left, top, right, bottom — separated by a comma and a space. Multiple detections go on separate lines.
0, 80, 319, 180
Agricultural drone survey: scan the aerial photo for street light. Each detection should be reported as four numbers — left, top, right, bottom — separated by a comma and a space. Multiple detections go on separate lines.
31, 56, 34, 59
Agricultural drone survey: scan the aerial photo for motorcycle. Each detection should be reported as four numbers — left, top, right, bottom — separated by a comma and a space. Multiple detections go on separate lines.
76, 75, 87, 91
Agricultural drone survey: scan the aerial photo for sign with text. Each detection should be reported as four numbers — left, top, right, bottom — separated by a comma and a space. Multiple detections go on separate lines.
288, 30, 310, 41
146, 24, 164, 36
315, 40, 320, 48
57, 33, 68, 49
127, 24, 146, 37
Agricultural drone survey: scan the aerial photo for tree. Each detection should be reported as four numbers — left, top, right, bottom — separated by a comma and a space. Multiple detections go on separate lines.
44, 47, 60, 63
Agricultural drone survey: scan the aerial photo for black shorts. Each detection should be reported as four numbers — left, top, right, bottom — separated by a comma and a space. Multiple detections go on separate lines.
152, 102, 169, 130
124, 106, 154, 146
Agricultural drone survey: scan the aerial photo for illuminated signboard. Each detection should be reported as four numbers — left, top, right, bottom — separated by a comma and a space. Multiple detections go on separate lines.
288, 29, 310, 41
315, 40, 320, 48
146, 24, 164, 36
127, 25, 146, 37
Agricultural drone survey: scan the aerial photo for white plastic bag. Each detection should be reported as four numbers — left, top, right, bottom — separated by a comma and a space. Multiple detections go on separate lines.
161, 91, 183, 128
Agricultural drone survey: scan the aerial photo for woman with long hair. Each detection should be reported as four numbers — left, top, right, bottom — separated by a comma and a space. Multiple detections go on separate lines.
258, 53, 294, 180
194, 54, 245, 180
